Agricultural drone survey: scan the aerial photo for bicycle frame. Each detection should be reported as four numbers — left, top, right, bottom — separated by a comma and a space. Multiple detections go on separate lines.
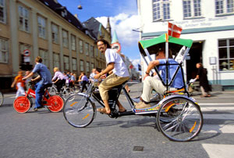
25, 87, 53, 106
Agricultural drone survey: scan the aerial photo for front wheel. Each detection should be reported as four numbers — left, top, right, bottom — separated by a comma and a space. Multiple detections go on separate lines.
13, 96, 31, 113
46, 95, 64, 112
63, 94, 96, 128
157, 96, 203, 142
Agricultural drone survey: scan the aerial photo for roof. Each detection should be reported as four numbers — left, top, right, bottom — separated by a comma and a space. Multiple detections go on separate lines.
83, 17, 101, 39
38, 0, 85, 32
138, 34, 193, 56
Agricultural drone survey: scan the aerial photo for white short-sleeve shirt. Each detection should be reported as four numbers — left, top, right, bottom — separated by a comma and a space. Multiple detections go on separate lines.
105, 49, 129, 77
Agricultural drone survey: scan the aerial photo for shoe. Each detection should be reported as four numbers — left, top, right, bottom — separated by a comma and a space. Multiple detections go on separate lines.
132, 97, 141, 103
33, 106, 44, 111
134, 101, 151, 109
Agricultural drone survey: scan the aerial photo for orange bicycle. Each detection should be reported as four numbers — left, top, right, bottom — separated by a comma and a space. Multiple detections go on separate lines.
13, 82, 64, 113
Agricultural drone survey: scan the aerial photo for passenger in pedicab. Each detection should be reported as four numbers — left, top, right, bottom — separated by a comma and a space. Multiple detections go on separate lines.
134, 47, 184, 109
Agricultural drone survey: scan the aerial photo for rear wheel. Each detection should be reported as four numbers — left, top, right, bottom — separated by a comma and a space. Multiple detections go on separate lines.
157, 96, 203, 142
46, 95, 64, 112
63, 94, 95, 128
0, 91, 4, 106
13, 96, 31, 113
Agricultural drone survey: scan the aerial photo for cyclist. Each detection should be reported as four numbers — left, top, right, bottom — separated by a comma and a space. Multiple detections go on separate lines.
94, 39, 130, 115
52, 67, 66, 93
134, 48, 184, 109
23, 56, 52, 111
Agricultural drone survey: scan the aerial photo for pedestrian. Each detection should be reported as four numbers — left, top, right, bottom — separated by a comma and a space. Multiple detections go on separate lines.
194, 63, 211, 97
78, 72, 89, 92
11, 71, 26, 98
24, 71, 31, 90
117, 52, 131, 93
23, 56, 52, 111
94, 39, 130, 114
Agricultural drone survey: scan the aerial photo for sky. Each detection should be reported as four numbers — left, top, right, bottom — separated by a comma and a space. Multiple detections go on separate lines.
58, 0, 141, 69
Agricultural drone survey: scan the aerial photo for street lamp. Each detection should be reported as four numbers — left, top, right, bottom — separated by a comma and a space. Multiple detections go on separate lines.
77, 5, 82, 10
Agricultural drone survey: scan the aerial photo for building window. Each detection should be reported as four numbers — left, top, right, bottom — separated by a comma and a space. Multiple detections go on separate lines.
18, 5, 29, 32
52, 23, 59, 44
90, 45, 94, 57
0, 0, 6, 23
71, 35, 76, 51
218, 39, 234, 71
63, 56, 69, 71
0, 37, 8, 63
79, 40, 83, 53
53, 53, 59, 68
39, 49, 49, 66
216, 0, 234, 15
95, 48, 99, 57
85, 43, 89, 56
91, 63, 94, 70
152, 0, 171, 21
183, 0, 201, 18
62, 30, 68, 48
86, 62, 90, 74
72, 58, 77, 71
38, 16, 46, 39
80, 60, 84, 72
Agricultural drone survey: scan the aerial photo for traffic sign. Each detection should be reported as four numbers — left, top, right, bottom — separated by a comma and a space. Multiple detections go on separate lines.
23, 49, 31, 57
111, 42, 121, 53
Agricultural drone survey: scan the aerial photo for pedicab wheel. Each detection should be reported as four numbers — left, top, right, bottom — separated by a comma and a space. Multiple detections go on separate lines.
156, 96, 203, 142
0, 91, 4, 106
46, 95, 64, 112
13, 96, 31, 113
63, 94, 96, 128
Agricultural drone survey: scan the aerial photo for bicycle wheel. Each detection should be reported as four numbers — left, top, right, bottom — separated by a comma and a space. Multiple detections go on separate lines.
13, 96, 31, 113
63, 94, 96, 128
0, 91, 4, 106
157, 96, 203, 142
46, 95, 64, 112
48, 87, 57, 95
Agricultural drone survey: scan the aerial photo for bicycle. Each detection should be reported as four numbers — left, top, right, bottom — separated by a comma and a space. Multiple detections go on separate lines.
48, 83, 75, 100
13, 82, 64, 113
63, 34, 203, 142
0, 91, 4, 106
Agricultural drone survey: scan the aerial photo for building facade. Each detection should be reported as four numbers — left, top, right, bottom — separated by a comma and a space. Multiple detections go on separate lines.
0, 0, 109, 91
137, 0, 234, 89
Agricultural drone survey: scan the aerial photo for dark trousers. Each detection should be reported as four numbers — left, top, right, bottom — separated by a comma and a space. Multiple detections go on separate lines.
81, 81, 88, 92
55, 79, 65, 92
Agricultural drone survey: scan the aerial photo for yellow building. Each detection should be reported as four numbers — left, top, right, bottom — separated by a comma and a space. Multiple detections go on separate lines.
0, 0, 111, 91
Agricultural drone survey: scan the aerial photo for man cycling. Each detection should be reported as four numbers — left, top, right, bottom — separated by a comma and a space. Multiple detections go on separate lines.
23, 56, 52, 111
94, 39, 130, 115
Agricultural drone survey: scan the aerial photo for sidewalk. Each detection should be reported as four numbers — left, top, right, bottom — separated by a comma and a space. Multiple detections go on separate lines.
128, 81, 234, 103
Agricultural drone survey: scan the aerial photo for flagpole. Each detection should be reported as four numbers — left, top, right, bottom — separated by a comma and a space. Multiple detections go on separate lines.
165, 32, 169, 90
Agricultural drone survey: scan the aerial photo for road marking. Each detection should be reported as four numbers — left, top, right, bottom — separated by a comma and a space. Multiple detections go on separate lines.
202, 124, 234, 134
199, 103, 234, 106
202, 144, 234, 158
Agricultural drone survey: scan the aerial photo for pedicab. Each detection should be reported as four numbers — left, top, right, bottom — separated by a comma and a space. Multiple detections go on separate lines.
63, 33, 203, 142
